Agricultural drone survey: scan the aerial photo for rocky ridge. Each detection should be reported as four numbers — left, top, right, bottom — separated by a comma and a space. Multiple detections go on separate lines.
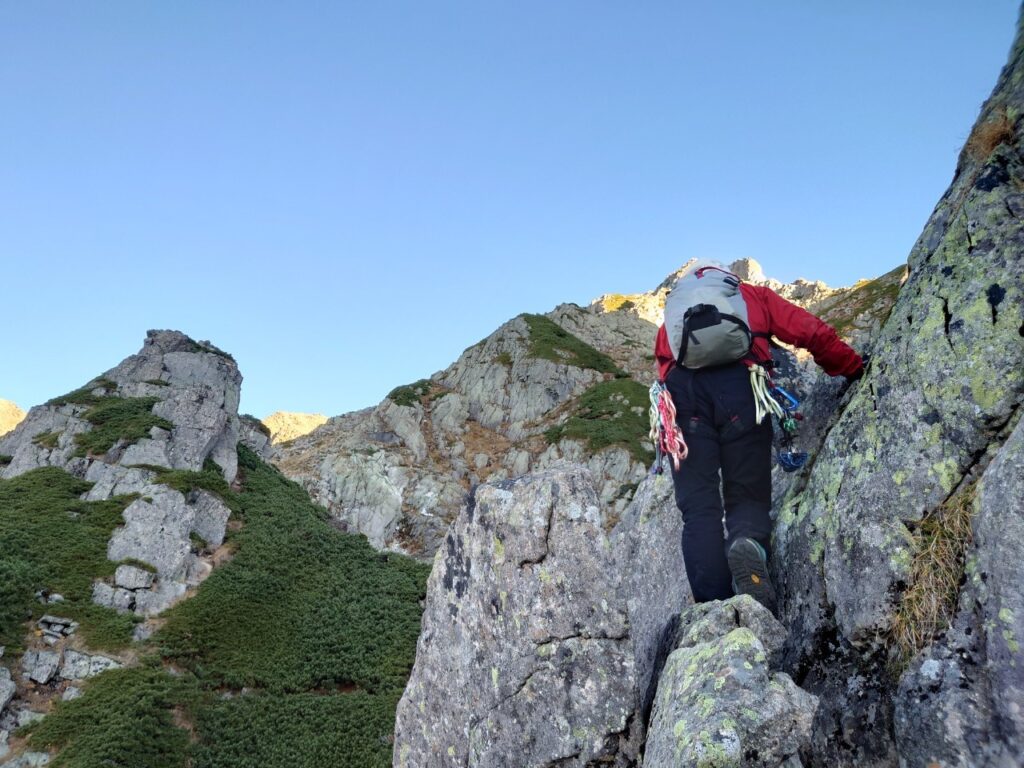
392, 10, 1024, 766
0, 330, 244, 754
277, 258, 902, 559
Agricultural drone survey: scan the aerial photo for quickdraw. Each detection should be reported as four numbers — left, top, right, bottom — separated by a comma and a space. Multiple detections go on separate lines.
649, 381, 687, 474
750, 365, 808, 472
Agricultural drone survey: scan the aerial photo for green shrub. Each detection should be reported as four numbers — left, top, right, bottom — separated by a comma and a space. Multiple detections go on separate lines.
386, 380, 431, 407
0, 467, 137, 651
29, 447, 430, 767
158, 447, 429, 695
493, 352, 513, 366
544, 378, 653, 464
146, 379, 171, 387
74, 397, 174, 457
190, 691, 397, 768
47, 377, 118, 407
119, 558, 158, 574
520, 314, 623, 375
0, 454, 13, 466
33, 431, 61, 449
154, 459, 240, 514
28, 666, 195, 768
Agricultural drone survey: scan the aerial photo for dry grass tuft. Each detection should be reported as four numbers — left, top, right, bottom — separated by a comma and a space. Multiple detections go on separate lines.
965, 109, 1015, 162
889, 482, 977, 671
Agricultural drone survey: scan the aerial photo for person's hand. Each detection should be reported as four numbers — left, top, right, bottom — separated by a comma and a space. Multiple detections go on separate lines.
846, 352, 871, 382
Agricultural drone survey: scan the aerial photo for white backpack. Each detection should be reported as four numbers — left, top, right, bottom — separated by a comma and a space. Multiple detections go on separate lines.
664, 266, 759, 368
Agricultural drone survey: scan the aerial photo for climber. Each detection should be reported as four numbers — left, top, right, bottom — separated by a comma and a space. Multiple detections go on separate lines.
654, 261, 864, 614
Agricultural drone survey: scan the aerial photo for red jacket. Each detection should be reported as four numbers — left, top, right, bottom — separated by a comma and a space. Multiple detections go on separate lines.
655, 283, 863, 382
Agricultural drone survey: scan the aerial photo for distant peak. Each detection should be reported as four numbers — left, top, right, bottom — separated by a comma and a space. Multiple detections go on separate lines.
727, 258, 765, 283
0, 398, 25, 437
143, 329, 235, 362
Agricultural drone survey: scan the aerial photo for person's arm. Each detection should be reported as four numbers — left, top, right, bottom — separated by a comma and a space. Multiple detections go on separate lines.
654, 324, 675, 382
754, 286, 864, 378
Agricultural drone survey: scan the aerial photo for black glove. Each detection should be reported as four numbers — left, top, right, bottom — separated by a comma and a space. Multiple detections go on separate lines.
846, 352, 871, 382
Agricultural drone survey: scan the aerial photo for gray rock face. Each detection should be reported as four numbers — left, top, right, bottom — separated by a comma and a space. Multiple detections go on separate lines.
394, 466, 692, 767
59, 650, 121, 681
734, 15, 1024, 767
114, 564, 155, 590
0, 330, 241, 483
644, 597, 817, 768
395, 468, 645, 767
238, 414, 277, 461
20, 651, 59, 685
0, 331, 238, 619
0, 669, 14, 714
610, 472, 692, 722
0, 752, 50, 768
894, 412, 1024, 767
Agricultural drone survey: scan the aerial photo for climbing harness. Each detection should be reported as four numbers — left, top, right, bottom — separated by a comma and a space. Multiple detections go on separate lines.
749, 365, 808, 472
649, 381, 688, 474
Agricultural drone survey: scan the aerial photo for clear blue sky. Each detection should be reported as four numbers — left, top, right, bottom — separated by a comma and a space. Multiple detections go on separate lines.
2, 2, 1018, 417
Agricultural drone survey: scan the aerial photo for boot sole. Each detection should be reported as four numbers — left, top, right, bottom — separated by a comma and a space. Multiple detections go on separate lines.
728, 539, 778, 614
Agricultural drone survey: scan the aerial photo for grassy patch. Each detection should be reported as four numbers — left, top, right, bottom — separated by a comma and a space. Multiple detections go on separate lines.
33, 430, 61, 449
74, 397, 174, 457
889, 482, 977, 671
0, 467, 137, 652
965, 107, 1015, 162
521, 314, 624, 375
154, 459, 240, 515
28, 665, 195, 768
47, 378, 118, 407
158, 446, 429, 694
190, 691, 400, 768
544, 378, 653, 464
386, 379, 431, 407
183, 339, 236, 363
0, 454, 13, 465
493, 352, 513, 367
146, 379, 171, 387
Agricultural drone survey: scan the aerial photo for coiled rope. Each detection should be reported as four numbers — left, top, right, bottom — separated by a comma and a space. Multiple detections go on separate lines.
749, 364, 785, 425
649, 382, 687, 471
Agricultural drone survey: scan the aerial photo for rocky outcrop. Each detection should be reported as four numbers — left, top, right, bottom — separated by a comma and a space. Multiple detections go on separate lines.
0, 400, 24, 438
239, 413, 277, 461
644, 596, 817, 768
894, 411, 1024, 766
394, 467, 690, 767
394, 468, 642, 767
261, 410, 328, 443
393, 463, 819, 768
765, 11, 1024, 766
0, 330, 239, 616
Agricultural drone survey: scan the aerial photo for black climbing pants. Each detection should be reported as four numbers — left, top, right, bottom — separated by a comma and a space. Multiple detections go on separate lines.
665, 362, 773, 603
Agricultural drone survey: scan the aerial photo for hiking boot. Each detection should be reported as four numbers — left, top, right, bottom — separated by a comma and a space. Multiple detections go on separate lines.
727, 537, 778, 615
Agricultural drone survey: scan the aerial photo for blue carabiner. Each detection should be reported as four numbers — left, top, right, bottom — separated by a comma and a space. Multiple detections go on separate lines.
771, 386, 800, 410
